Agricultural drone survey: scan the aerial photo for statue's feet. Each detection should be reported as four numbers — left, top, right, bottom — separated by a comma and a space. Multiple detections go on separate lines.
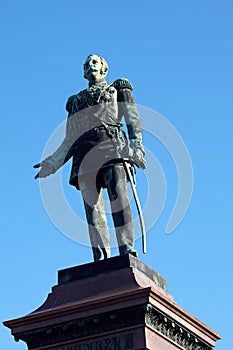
92, 247, 111, 262
119, 245, 138, 258
127, 248, 138, 258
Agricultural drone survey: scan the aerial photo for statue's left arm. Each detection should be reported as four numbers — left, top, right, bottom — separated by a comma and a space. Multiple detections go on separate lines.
114, 78, 146, 169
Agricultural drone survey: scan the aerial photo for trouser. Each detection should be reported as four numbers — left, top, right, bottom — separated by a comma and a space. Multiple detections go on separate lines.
79, 164, 135, 261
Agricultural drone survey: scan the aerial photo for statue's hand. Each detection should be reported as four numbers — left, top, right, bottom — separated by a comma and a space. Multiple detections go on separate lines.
131, 148, 147, 170
122, 141, 146, 170
128, 140, 146, 170
33, 162, 55, 179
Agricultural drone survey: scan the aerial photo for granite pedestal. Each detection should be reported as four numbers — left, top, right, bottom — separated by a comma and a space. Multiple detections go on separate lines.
4, 255, 221, 349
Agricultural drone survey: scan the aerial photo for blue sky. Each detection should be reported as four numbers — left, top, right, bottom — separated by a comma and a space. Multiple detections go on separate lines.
0, 1, 232, 349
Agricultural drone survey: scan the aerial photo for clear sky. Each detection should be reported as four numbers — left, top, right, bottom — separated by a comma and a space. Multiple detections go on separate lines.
0, 1, 232, 349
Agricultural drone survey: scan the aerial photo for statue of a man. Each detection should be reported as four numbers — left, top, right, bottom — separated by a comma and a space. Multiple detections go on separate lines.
34, 54, 146, 261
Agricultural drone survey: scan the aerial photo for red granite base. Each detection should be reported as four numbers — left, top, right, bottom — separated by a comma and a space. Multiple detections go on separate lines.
4, 255, 221, 350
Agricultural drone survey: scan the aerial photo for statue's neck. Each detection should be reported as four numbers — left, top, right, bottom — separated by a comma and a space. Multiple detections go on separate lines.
88, 77, 106, 87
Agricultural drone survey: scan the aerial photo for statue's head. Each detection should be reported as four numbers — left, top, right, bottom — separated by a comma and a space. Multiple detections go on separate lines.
83, 54, 108, 82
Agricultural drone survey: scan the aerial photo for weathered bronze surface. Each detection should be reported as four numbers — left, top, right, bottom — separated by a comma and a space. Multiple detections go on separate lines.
34, 54, 146, 262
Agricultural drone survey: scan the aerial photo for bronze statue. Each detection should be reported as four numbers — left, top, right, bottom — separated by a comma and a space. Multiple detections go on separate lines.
34, 54, 146, 261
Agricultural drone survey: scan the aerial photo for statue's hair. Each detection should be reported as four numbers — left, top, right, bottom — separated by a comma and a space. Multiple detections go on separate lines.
83, 54, 109, 79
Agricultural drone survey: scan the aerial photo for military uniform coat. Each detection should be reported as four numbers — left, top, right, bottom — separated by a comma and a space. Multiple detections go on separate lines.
42, 78, 143, 189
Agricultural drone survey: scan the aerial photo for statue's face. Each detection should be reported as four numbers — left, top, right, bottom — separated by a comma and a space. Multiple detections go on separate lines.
84, 55, 103, 82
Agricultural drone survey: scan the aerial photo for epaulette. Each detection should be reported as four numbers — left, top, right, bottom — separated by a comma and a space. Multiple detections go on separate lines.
113, 78, 133, 91
65, 95, 74, 113
66, 90, 85, 113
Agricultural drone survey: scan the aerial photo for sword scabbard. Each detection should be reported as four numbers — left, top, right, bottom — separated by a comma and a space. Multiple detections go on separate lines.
123, 160, 147, 254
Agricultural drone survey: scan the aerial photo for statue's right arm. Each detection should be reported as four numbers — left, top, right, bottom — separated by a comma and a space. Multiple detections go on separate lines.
34, 96, 76, 179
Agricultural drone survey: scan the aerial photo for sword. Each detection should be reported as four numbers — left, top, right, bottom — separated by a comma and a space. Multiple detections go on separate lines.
123, 159, 147, 254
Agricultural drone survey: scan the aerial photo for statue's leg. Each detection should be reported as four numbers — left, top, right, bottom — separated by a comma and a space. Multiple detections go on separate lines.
79, 174, 110, 261
105, 165, 138, 257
